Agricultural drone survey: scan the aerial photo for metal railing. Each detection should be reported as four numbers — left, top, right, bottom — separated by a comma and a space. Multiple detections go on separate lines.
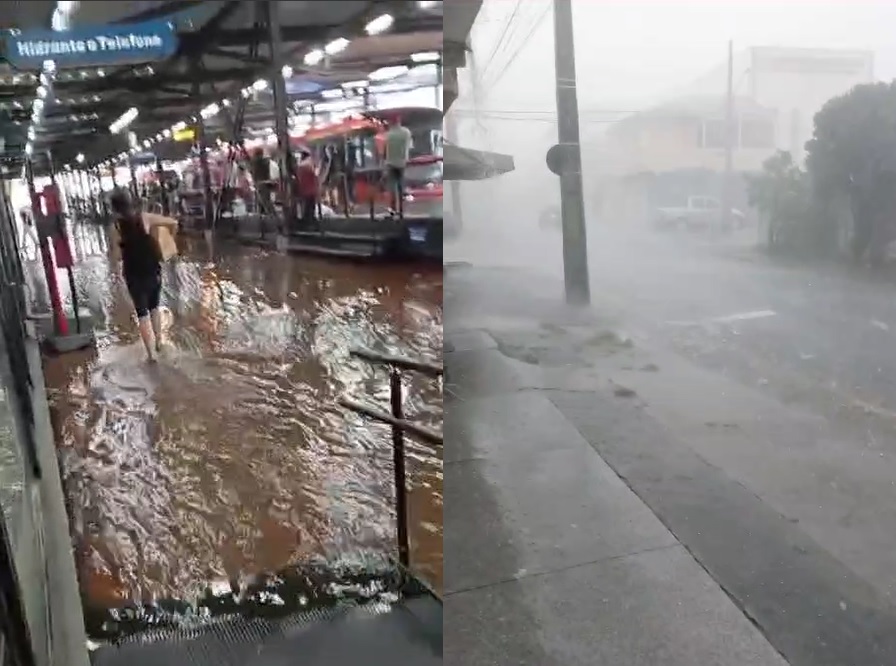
339, 348, 442, 569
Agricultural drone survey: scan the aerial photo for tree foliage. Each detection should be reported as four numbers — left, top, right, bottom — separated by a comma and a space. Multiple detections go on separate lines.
747, 151, 810, 251
805, 82, 896, 261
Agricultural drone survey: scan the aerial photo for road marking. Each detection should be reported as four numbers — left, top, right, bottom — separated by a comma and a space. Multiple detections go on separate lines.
709, 309, 777, 324
667, 309, 776, 326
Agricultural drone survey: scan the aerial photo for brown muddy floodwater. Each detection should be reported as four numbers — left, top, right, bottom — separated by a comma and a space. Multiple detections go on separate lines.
38, 225, 442, 626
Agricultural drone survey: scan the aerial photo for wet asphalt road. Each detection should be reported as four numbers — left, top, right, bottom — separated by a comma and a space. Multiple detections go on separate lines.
34, 224, 442, 623
449, 223, 896, 664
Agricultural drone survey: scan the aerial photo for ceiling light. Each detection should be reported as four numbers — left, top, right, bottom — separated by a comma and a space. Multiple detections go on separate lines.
109, 107, 138, 134
25, 143, 33, 156
252, 79, 268, 92
172, 121, 187, 132
324, 38, 349, 55
341, 80, 369, 89
304, 49, 324, 66
365, 14, 394, 35
368, 65, 409, 81
321, 89, 343, 99
417, 0, 439, 8
411, 51, 440, 63
282, 65, 293, 78
76, 153, 85, 164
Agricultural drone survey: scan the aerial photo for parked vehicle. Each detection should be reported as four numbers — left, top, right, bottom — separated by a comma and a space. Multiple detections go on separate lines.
654, 195, 746, 232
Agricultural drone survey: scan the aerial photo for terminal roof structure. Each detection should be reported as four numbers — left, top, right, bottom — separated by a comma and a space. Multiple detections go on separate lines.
0, 0, 442, 176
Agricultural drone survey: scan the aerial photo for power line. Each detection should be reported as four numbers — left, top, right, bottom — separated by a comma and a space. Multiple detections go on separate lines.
485, 0, 552, 90
478, 0, 524, 84
479, 0, 545, 88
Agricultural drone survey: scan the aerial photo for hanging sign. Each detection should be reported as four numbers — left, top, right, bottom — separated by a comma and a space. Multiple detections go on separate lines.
173, 128, 196, 142
5, 20, 178, 70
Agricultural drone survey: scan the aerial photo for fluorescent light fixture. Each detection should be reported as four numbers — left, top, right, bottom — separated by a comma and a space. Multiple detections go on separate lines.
417, 0, 439, 8
201, 102, 220, 118
411, 51, 440, 63
321, 89, 345, 99
76, 152, 85, 164
222, 99, 232, 107
36, 86, 48, 99
109, 106, 138, 134
143, 139, 151, 148
282, 65, 293, 78
252, 78, 268, 91
163, 128, 171, 138
368, 65, 409, 81
324, 38, 349, 55
304, 49, 324, 66
341, 79, 369, 89
365, 14, 394, 35
128, 131, 138, 148
25, 143, 33, 156
172, 121, 187, 132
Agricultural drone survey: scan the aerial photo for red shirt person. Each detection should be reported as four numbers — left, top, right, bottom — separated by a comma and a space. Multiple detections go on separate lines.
295, 150, 319, 224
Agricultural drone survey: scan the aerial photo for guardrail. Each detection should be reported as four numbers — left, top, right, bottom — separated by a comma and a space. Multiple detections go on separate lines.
339, 348, 443, 569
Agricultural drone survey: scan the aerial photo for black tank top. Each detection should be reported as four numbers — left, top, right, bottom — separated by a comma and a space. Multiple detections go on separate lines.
118, 214, 161, 279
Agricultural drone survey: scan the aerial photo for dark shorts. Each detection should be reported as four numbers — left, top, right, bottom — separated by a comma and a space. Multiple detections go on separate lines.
386, 165, 404, 184
126, 271, 162, 318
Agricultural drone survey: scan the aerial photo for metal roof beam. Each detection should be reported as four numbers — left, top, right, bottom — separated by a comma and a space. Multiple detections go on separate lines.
201, 14, 442, 49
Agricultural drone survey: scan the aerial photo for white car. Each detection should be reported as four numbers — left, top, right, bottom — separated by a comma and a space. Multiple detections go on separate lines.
655, 196, 745, 231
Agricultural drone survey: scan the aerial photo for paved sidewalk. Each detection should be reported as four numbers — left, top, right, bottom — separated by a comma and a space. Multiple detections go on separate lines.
443, 263, 788, 666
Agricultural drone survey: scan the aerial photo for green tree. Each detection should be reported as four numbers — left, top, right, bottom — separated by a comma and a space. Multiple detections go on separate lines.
746, 151, 809, 251
806, 82, 896, 263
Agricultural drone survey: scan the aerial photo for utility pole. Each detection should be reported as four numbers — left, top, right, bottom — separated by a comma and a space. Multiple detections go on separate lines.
721, 39, 734, 231
444, 110, 463, 235
552, 0, 590, 305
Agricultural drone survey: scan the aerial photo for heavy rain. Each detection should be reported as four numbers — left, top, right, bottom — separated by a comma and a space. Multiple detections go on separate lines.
446, 1, 896, 664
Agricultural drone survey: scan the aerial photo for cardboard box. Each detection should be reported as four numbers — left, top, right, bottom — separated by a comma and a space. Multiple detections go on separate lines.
144, 213, 179, 261
151, 225, 178, 261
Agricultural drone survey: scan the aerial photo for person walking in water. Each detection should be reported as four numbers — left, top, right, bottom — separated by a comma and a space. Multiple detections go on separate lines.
109, 188, 174, 361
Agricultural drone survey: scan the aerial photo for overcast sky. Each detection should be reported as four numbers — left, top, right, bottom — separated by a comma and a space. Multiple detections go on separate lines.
465, 0, 896, 113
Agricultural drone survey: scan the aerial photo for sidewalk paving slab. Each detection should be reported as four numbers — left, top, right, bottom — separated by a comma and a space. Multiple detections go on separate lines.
444, 342, 789, 666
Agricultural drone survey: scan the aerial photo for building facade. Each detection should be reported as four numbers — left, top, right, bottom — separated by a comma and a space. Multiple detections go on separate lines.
589, 46, 874, 223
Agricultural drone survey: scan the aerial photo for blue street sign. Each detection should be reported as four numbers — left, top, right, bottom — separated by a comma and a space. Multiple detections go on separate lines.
6, 20, 178, 70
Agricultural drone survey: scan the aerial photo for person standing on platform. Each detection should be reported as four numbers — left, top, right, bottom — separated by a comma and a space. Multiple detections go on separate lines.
383, 117, 413, 218
109, 188, 174, 362
296, 149, 319, 227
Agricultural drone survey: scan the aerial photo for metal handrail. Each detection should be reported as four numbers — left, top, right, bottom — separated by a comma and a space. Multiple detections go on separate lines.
342, 348, 443, 569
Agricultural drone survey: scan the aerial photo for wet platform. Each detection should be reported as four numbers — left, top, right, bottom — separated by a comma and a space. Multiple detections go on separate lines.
177, 213, 443, 262
30, 223, 443, 647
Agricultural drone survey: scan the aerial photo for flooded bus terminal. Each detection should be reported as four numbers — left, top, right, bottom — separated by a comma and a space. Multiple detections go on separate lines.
35, 230, 443, 636
1, 0, 444, 654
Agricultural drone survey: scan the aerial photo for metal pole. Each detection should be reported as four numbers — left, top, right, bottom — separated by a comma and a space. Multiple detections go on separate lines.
49, 156, 81, 334
266, 0, 297, 229
552, 0, 590, 305
94, 167, 108, 218
721, 39, 734, 231
128, 158, 138, 201
192, 67, 214, 231
444, 112, 463, 235
389, 369, 410, 568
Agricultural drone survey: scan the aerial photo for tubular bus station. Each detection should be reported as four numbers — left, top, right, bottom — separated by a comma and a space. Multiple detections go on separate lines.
0, 2, 443, 665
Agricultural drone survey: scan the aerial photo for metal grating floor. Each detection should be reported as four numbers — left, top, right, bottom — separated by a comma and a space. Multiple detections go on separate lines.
90, 594, 442, 666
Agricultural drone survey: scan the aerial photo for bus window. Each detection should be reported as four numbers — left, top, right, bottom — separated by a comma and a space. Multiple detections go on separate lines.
404, 160, 443, 188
